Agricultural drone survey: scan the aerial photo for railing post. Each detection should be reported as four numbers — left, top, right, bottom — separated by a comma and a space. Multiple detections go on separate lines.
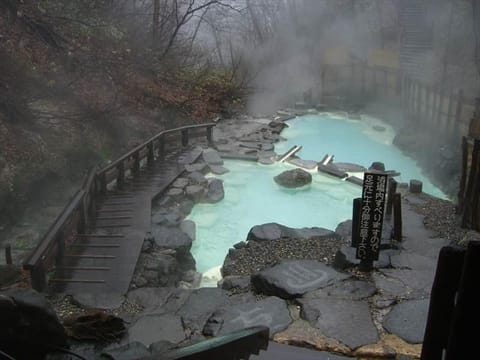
5, 244, 12, 265
117, 162, 125, 189
100, 173, 107, 195
147, 143, 155, 167
133, 152, 140, 175
56, 230, 65, 266
181, 129, 189, 146
454, 89, 464, 139
351, 197, 362, 248
158, 137, 165, 157
207, 126, 213, 145
31, 264, 47, 292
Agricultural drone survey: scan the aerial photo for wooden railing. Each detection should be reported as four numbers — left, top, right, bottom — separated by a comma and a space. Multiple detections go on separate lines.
321, 64, 477, 145
23, 123, 215, 291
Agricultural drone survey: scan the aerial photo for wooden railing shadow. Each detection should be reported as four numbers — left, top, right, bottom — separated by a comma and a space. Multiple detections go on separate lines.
23, 123, 215, 291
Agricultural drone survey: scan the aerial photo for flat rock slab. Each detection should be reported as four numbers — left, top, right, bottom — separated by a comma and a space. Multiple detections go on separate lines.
152, 226, 192, 252
373, 269, 434, 301
202, 148, 224, 165
303, 279, 376, 301
390, 252, 437, 271
247, 223, 336, 242
204, 296, 291, 337
126, 287, 175, 312
332, 162, 367, 173
252, 342, 352, 360
176, 288, 231, 334
383, 299, 429, 344
208, 164, 229, 175
252, 260, 350, 299
298, 297, 378, 349
128, 313, 185, 346
71, 292, 124, 310
102, 342, 150, 360
286, 158, 318, 170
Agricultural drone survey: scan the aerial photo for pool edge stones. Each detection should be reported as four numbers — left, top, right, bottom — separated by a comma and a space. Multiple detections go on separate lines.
251, 260, 350, 299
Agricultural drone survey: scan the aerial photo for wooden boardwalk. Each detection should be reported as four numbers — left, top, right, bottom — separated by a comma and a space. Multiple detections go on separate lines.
50, 147, 202, 294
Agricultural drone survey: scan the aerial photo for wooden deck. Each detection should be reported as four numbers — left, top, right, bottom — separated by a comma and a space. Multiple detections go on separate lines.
49, 147, 202, 294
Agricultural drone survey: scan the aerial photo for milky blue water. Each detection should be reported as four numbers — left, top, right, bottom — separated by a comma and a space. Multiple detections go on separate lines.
189, 113, 446, 274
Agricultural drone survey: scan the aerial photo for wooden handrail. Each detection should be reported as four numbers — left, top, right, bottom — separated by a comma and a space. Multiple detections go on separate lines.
23, 189, 85, 270
23, 122, 216, 291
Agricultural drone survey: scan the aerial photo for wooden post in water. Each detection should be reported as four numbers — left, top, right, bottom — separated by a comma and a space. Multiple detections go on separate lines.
393, 193, 402, 241
207, 126, 213, 145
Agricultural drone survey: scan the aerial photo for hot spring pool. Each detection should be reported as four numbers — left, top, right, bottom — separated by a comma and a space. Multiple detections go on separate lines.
188, 113, 446, 277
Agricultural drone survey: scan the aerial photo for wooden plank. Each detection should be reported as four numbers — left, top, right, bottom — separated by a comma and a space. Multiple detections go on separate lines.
65, 254, 116, 259
49, 279, 105, 283
70, 244, 120, 248
76, 234, 125, 238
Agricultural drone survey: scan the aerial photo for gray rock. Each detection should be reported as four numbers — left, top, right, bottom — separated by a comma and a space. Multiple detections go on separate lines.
258, 157, 275, 165
185, 163, 207, 173
335, 220, 352, 240
203, 296, 291, 337
202, 148, 224, 165
71, 292, 124, 310
383, 299, 429, 344
208, 164, 229, 175
0, 289, 67, 359
299, 297, 378, 349
126, 287, 174, 312
205, 178, 224, 203
333, 246, 392, 270
261, 143, 274, 151
373, 269, 433, 301
149, 340, 175, 356
390, 252, 437, 271
247, 223, 336, 242
185, 185, 205, 202
373, 125, 386, 132
152, 226, 192, 253
128, 313, 186, 346
166, 188, 183, 198
218, 276, 251, 291
180, 220, 196, 241
187, 171, 208, 185
176, 288, 231, 334
274, 168, 312, 188
251, 260, 350, 299
303, 279, 376, 300
172, 178, 189, 189
102, 342, 150, 360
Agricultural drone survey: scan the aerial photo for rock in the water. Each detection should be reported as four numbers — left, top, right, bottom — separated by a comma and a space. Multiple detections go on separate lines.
203, 296, 291, 337
185, 185, 205, 202
180, 220, 196, 241
185, 163, 207, 173
172, 178, 189, 189
0, 289, 68, 359
298, 297, 378, 349
202, 148, 224, 165
152, 226, 192, 253
251, 260, 350, 299
187, 171, 208, 185
258, 156, 275, 165
373, 125, 386, 132
208, 164, 229, 175
205, 178, 224, 203
383, 299, 429, 344
247, 223, 335, 242
274, 168, 312, 188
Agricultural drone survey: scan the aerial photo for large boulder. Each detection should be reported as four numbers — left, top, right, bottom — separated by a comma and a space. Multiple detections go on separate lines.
0, 289, 68, 359
274, 168, 312, 188
152, 226, 193, 253
202, 148, 224, 165
247, 223, 335, 242
205, 178, 224, 203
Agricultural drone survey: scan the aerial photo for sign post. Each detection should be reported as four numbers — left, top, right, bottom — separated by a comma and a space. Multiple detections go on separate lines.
355, 172, 388, 271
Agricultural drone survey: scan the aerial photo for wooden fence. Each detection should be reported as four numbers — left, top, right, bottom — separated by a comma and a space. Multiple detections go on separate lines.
321, 64, 476, 146
23, 123, 214, 290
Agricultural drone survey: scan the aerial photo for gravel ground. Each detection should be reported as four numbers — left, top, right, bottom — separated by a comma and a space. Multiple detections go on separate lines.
406, 193, 480, 246
222, 236, 349, 277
